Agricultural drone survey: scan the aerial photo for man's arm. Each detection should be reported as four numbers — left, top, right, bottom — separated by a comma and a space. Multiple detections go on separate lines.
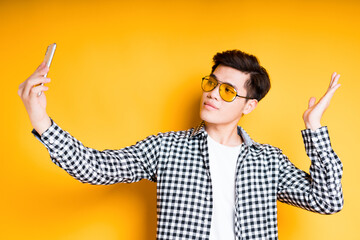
277, 72, 343, 213
277, 127, 343, 214
19, 63, 160, 184
32, 120, 161, 184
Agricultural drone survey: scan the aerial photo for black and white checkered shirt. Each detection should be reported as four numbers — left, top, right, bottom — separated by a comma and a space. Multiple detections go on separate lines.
33, 120, 343, 240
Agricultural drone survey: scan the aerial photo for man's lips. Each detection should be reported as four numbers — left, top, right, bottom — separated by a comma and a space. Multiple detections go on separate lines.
204, 102, 219, 110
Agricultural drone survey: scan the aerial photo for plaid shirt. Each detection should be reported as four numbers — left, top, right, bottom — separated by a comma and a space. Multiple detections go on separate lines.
33, 120, 343, 240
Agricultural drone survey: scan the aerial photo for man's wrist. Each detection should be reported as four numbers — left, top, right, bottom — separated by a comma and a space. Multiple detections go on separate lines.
305, 121, 322, 131
33, 116, 52, 136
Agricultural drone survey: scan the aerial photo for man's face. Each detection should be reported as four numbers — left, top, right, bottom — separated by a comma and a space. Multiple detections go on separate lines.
200, 65, 257, 126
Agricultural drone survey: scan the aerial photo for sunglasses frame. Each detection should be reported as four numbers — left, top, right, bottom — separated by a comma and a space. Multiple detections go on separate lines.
201, 75, 253, 102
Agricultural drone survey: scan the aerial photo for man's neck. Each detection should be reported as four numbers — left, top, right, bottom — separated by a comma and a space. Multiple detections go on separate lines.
204, 122, 242, 146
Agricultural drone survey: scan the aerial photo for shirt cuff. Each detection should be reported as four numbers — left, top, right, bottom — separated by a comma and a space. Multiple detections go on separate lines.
301, 126, 332, 153
31, 119, 69, 160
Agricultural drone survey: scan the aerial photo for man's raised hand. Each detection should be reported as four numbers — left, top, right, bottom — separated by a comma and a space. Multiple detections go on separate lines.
303, 72, 341, 131
18, 62, 52, 135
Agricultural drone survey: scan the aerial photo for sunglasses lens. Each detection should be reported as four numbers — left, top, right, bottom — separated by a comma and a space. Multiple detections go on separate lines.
219, 84, 237, 102
202, 77, 217, 92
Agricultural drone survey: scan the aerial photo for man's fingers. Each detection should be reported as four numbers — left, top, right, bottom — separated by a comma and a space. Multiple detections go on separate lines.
329, 72, 340, 89
31, 62, 49, 79
36, 61, 46, 70
36, 64, 50, 77
30, 76, 51, 86
328, 83, 341, 95
23, 77, 50, 97
19, 63, 50, 97
330, 72, 337, 86
18, 81, 26, 95
18, 84, 24, 97
331, 74, 340, 88
319, 83, 341, 108
330, 72, 337, 87
30, 85, 49, 97
308, 97, 316, 108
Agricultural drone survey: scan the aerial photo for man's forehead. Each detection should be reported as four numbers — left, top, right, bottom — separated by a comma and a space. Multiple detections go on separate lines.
212, 65, 250, 88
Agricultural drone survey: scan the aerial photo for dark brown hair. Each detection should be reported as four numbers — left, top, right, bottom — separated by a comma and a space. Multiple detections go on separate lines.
211, 50, 271, 101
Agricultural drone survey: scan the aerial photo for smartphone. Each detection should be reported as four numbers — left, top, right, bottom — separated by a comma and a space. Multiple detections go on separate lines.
38, 43, 56, 96
43, 43, 56, 77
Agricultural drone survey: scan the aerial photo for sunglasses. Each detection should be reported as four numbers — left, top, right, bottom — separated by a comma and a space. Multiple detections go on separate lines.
201, 75, 253, 102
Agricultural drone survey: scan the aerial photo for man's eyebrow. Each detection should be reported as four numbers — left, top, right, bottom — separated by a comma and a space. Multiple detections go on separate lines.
210, 73, 237, 90
210, 73, 218, 79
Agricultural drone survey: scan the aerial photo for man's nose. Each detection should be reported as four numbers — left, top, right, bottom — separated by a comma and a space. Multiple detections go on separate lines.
208, 84, 220, 100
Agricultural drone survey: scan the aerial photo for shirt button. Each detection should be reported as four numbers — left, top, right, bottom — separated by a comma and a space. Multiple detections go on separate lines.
49, 138, 55, 144
312, 137, 318, 142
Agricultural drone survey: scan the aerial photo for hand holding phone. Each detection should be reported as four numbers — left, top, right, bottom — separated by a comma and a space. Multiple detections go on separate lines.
18, 44, 56, 134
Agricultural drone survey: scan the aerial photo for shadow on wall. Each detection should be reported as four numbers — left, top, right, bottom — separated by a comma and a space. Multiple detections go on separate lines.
277, 202, 299, 238
185, 94, 202, 129
162, 76, 202, 131
111, 181, 157, 239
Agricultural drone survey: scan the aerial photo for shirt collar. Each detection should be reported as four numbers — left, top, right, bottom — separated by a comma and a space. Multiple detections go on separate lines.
190, 121, 263, 149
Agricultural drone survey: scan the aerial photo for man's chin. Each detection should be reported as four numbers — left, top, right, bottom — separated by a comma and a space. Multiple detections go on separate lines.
200, 112, 242, 127
200, 113, 222, 125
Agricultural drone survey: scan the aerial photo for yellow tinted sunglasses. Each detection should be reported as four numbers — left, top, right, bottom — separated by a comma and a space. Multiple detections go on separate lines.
201, 75, 252, 102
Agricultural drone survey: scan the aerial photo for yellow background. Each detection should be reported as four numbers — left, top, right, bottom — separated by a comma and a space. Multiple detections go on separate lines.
1, 0, 359, 239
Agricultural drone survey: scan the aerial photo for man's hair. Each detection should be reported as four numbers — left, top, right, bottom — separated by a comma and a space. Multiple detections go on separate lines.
211, 50, 271, 101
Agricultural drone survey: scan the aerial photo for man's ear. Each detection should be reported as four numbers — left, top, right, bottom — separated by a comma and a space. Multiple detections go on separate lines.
243, 99, 258, 115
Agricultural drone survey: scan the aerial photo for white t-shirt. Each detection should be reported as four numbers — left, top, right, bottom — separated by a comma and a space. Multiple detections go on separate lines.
207, 134, 242, 240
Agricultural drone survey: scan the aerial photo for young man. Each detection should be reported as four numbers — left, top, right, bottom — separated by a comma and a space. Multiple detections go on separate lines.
18, 50, 343, 239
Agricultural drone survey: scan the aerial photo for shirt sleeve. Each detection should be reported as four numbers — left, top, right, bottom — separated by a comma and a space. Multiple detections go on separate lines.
32, 120, 162, 185
277, 126, 344, 214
